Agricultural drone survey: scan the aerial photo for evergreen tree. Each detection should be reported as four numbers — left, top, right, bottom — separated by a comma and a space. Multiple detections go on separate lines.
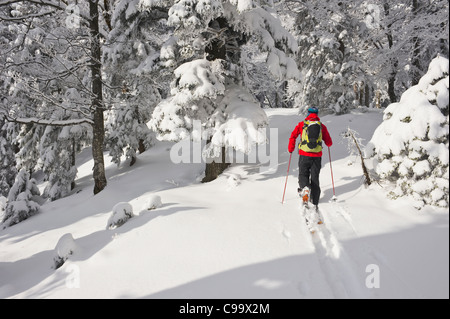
367, 56, 449, 209
103, 0, 167, 166
0, 120, 17, 197
2, 168, 40, 228
146, 0, 299, 181
286, 0, 364, 114
39, 98, 91, 201
0, 0, 110, 195
359, 0, 449, 104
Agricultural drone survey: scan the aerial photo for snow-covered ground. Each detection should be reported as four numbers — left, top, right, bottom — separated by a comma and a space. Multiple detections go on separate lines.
0, 108, 448, 299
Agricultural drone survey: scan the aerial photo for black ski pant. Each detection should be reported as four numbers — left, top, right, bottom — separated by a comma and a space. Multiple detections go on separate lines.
298, 155, 322, 206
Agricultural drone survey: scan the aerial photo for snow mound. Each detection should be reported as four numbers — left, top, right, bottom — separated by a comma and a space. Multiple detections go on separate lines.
53, 233, 77, 269
144, 195, 162, 210
107, 202, 135, 229
227, 174, 241, 189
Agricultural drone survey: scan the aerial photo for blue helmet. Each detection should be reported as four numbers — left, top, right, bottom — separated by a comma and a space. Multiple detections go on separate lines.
308, 107, 319, 114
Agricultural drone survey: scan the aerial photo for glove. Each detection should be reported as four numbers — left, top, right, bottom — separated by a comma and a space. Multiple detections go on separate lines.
288, 138, 296, 153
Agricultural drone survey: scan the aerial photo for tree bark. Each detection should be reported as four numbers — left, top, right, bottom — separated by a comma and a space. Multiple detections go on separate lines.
348, 130, 371, 186
89, 0, 107, 194
202, 146, 230, 183
202, 18, 231, 182
71, 138, 76, 190
364, 84, 370, 107
384, 2, 398, 103
411, 0, 421, 86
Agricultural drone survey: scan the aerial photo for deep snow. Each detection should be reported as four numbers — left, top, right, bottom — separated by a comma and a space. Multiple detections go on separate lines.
0, 108, 448, 299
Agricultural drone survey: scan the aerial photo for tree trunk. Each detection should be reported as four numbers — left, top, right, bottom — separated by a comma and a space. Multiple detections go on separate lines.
364, 84, 370, 107
348, 130, 371, 186
359, 81, 364, 106
138, 139, 146, 154
202, 146, 230, 183
203, 17, 231, 182
71, 138, 76, 190
375, 90, 381, 109
384, 2, 398, 104
387, 71, 397, 103
411, 0, 421, 86
89, 0, 107, 195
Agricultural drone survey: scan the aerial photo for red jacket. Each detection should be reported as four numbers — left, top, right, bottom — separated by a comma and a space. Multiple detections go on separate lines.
288, 114, 333, 157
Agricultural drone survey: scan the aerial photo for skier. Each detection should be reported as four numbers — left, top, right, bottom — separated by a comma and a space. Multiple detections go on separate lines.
288, 107, 333, 212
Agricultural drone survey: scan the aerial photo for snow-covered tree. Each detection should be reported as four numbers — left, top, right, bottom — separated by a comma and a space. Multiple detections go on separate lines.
0, 0, 108, 195
105, 97, 155, 167
240, 35, 291, 108
2, 168, 41, 228
103, 0, 168, 166
13, 123, 43, 174
0, 120, 17, 197
146, 0, 299, 181
39, 118, 91, 201
359, 0, 449, 104
283, 0, 364, 114
282, 0, 448, 112
366, 56, 449, 209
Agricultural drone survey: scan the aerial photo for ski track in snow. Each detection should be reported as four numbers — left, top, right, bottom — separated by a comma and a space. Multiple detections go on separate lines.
309, 200, 424, 299
298, 199, 397, 298
299, 203, 366, 298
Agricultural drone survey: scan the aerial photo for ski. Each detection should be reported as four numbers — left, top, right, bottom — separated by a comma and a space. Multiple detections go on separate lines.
299, 187, 323, 233
301, 202, 324, 234
301, 203, 315, 234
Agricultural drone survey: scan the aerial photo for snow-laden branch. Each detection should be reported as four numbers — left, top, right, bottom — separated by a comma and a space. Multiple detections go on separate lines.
0, 10, 54, 20
0, 0, 66, 10
1, 114, 94, 126
0, 0, 96, 34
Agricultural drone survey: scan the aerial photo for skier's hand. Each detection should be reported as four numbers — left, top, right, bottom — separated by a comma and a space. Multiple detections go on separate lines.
288, 138, 296, 153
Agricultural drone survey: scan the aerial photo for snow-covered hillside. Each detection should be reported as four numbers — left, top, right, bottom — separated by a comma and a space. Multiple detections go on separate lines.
0, 108, 448, 299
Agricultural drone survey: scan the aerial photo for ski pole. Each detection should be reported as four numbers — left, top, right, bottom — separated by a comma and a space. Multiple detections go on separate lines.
328, 147, 337, 201
282, 152, 293, 204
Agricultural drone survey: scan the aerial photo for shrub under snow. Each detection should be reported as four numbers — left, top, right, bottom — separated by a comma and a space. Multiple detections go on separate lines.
53, 233, 77, 269
107, 202, 135, 229
144, 195, 162, 211
366, 56, 449, 209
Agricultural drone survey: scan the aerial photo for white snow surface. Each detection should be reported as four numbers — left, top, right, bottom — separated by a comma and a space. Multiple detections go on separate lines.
0, 108, 448, 299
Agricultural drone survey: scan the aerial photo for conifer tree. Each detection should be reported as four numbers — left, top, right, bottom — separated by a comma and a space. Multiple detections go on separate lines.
367, 56, 449, 209
0, 120, 17, 197
2, 168, 40, 228
104, 0, 168, 166
146, 0, 299, 181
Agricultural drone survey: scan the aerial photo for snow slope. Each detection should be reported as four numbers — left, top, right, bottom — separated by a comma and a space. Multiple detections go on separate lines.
0, 108, 448, 299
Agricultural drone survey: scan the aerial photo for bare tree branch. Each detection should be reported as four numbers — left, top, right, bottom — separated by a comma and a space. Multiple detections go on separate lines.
1, 113, 94, 126
0, 0, 65, 10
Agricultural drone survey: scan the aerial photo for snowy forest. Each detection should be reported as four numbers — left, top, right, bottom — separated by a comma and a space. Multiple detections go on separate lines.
0, 0, 449, 300
0, 0, 448, 225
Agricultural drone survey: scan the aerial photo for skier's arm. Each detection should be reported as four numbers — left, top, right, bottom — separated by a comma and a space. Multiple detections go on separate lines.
288, 122, 303, 153
322, 124, 333, 147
